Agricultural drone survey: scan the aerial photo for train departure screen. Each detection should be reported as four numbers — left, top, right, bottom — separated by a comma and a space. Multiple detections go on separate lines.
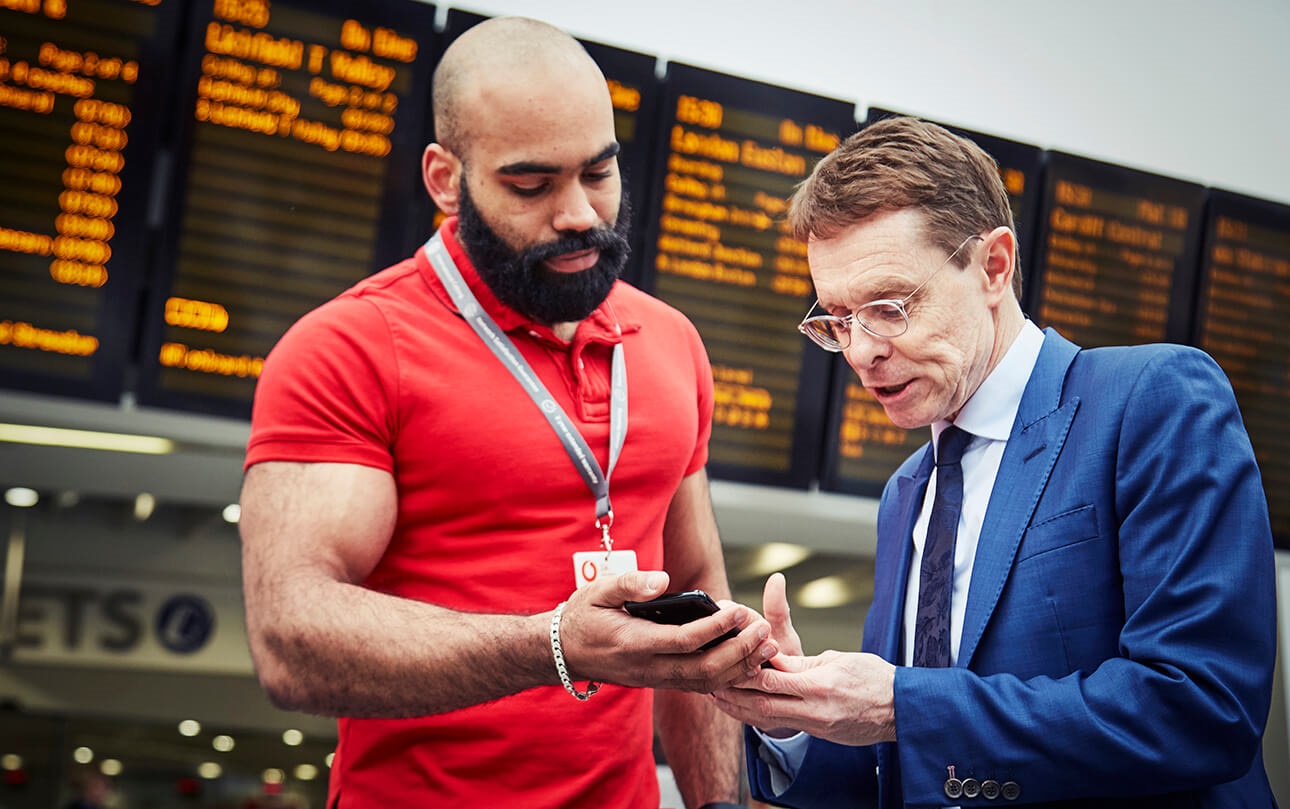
1028, 152, 1205, 348
638, 63, 856, 488
821, 112, 1045, 495
133, 0, 436, 418
580, 38, 659, 288
1194, 190, 1290, 546
0, 0, 180, 401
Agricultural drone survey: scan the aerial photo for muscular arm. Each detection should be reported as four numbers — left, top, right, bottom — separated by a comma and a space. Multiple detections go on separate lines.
240, 460, 557, 717
241, 461, 772, 719
653, 469, 750, 808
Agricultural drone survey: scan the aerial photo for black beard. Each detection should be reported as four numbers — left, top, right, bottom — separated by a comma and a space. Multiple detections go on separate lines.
454, 176, 632, 325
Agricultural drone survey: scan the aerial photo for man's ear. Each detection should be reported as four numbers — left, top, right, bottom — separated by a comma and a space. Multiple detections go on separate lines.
980, 225, 1017, 303
423, 143, 461, 214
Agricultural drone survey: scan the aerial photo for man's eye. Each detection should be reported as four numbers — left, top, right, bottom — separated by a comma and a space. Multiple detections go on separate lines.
510, 183, 547, 197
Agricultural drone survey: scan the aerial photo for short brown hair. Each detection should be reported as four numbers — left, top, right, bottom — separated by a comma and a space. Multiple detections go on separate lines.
789, 116, 1021, 297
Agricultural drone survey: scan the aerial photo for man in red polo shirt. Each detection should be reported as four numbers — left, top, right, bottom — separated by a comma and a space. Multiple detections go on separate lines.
238, 15, 775, 809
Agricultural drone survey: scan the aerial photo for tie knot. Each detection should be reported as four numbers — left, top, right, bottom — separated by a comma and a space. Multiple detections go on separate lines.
936, 425, 972, 467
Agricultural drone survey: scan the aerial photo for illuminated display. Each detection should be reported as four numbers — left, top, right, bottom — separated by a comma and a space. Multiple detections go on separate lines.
1028, 152, 1205, 348
133, 0, 436, 417
639, 63, 856, 488
822, 114, 1045, 495
580, 38, 659, 288
0, 0, 179, 401
1194, 190, 1290, 546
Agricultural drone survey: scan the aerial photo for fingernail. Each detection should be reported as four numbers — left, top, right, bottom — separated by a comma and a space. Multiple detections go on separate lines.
760, 644, 776, 660
644, 573, 664, 592
757, 624, 769, 641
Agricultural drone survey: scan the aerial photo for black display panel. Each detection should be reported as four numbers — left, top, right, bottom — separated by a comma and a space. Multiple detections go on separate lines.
580, 38, 659, 288
1193, 190, 1290, 547
133, 0, 436, 418
419, 10, 661, 287
0, 0, 182, 402
1028, 152, 1206, 348
820, 110, 1046, 496
637, 63, 856, 488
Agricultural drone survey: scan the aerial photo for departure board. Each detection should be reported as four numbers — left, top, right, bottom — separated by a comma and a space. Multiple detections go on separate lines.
1193, 190, 1290, 547
819, 366, 929, 497
637, 63, 856, 488
419, 10, 661, 287
133, 0, 436, 418
820, 110, 1045, 495
1028, 152, 1206, 348
580, 38, 659, 288
0, 0, 181, 401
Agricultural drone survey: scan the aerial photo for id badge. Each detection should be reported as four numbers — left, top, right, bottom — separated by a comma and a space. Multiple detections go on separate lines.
573, 550, 638, 588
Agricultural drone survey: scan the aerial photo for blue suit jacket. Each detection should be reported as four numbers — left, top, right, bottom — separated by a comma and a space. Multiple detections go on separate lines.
749, 329, 1278, 808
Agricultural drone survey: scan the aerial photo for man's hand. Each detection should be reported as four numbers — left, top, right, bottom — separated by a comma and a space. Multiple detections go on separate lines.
711, 650, 898, 747
761, 572, 803, 661
557, 570, 777, 692
707, 572, 897, 747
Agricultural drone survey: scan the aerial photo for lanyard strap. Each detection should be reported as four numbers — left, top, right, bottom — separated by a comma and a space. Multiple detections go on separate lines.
424, 233, 627, 523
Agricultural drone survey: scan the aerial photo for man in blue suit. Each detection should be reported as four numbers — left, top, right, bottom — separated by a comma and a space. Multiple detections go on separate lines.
711, 116, 1279, 808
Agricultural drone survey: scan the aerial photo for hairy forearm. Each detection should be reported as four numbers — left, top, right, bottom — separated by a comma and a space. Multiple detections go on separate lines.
248, 573, 556, 718
656, 689, 743, 807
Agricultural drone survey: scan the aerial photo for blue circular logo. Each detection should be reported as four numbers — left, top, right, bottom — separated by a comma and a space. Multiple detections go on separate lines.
155, 594, 216, 655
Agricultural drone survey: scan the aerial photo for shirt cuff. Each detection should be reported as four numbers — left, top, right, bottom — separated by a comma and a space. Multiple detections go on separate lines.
752, 729, 810, 796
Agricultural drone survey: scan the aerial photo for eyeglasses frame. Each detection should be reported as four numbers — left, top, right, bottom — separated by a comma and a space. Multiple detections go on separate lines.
797, 233, 985, 352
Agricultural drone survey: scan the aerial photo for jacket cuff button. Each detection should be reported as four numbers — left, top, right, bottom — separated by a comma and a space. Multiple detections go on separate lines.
944, 778, 963, 799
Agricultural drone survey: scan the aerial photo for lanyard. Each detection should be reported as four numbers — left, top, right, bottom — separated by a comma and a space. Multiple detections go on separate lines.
424, 233, 628, 551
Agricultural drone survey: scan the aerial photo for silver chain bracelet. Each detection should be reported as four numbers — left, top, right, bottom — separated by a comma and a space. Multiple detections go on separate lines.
550, 600, 601, 701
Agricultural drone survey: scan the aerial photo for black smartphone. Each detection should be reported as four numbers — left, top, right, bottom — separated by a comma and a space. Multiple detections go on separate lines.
623, 590, 738, 650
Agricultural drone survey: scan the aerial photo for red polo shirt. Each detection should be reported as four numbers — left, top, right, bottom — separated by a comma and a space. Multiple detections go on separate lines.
246, 219, 713, 808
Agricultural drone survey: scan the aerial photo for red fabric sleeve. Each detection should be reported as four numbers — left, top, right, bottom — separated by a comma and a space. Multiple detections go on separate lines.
245, 294, 398, 472
684, 312, 714, 478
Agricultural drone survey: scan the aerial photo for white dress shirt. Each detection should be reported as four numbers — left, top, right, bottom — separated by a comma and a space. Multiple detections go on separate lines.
757, 320, 1046, 792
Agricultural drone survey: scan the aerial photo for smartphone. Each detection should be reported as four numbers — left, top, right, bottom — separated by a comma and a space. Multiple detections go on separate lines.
623, 590, 738, 650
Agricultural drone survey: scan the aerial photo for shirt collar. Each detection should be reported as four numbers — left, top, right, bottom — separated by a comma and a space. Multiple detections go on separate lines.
933, 319, 1045, 446
418, 217, 638, 344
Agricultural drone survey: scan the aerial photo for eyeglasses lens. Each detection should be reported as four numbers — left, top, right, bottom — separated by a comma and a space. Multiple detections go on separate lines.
859, 303, 908, 338
801, 318, 846, 350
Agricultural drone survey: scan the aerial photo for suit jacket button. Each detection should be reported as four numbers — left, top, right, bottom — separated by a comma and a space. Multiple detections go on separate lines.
981, 780, 1000, 799
1002, 781, 1021, 800
962, 778, 981, 798
944, 778, 963, 799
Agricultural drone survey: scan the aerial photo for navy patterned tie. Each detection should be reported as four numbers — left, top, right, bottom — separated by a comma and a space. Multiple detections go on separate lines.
912, 425, 972, 668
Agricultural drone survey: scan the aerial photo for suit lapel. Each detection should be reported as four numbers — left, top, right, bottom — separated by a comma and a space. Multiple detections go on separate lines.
958, 329, 1081, 669
869, 449, 934, 662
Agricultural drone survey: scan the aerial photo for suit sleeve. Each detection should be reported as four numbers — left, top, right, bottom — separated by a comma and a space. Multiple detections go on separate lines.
746, 727, 879, 809
891, 347, 1277, 805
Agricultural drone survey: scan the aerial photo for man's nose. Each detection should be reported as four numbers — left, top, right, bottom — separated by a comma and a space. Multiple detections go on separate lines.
551, 184, 599, 233
843, 321, 891, 369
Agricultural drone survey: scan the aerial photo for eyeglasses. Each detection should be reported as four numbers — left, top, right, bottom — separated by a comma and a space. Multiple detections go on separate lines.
797, 234, 983, 352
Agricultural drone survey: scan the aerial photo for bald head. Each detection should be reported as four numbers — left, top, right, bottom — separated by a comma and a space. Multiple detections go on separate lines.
433, 17, 608, 156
